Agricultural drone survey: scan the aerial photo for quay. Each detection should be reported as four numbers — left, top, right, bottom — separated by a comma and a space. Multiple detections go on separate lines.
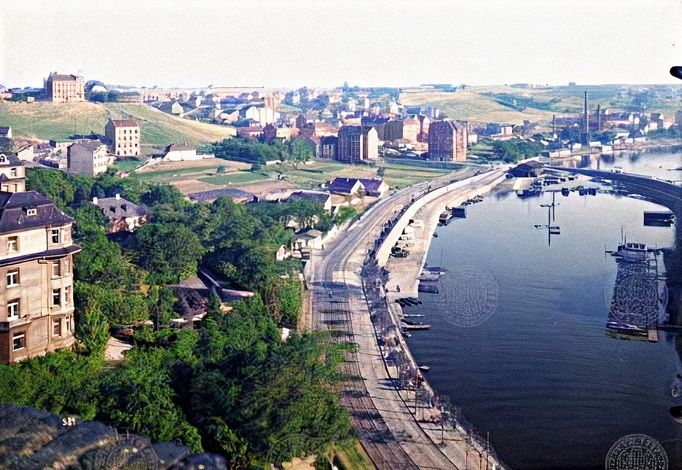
307, 167, 509, 470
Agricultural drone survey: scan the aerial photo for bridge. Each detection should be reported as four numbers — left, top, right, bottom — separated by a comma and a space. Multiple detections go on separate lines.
546, 166, 682, 217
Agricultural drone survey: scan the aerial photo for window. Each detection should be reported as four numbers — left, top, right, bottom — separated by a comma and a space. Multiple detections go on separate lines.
64, 258, 70, 273
52, 262, 61, 277
7, 300, 19, 320
26, 208, 37, 216
65, 286, 72, 305
66, 316, 71, 332
50, 229, 60, 244
12, 333, 25, 351
52, 289, 61, 307
53, 319, 62, 337
7, 236, 18, 253
10, 168, 17, 177
6, 269, 19, 287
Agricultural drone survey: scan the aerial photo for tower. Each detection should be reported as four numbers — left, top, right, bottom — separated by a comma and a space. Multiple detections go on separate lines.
581, 91, 590, 145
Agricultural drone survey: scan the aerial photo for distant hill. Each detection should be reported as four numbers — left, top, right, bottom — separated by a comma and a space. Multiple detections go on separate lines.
400, 84, 682, 125
0, 101, 236, 148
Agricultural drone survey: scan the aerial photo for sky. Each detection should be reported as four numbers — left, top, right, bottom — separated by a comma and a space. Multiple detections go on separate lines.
1, 0, 681, 89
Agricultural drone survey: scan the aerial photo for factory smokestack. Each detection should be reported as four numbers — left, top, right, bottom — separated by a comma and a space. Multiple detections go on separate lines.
582, 91, 590, 145
584, 91, 589, 134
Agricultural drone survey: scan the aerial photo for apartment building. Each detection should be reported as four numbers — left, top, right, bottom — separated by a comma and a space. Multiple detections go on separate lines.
104, 119, 141, 157
427, 120, 468, 162
44, 72, 85, 103
67, 141, 114, 176
0, 190, 81, 363
337, 126, 378, 163
0, 153, 26, 193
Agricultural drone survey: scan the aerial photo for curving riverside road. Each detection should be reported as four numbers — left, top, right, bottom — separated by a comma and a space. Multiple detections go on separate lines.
306, 167, 508, 470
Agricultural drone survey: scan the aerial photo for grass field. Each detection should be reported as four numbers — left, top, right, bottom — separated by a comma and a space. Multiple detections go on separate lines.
0, 101, 236, 147
198, 172, 269, 185
113, 159, 145, 172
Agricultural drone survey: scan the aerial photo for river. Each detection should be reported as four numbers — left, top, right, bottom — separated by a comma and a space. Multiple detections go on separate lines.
405, 149, 682, 469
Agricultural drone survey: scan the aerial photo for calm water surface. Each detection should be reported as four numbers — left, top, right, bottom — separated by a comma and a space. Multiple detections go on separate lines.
406, 150, 682, 469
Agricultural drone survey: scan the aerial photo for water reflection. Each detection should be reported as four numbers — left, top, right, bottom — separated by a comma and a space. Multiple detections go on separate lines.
605, 252, 667, 341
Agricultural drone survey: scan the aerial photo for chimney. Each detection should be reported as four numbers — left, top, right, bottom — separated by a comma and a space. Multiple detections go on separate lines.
582, 91, 590, 145
115, 193, 120, 200
92, 196, 98, 205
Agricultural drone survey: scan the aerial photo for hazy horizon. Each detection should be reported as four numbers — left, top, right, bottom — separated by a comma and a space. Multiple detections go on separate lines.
2, 0, 681, 89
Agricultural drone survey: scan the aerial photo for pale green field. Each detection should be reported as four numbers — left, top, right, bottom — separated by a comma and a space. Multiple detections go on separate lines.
198, 172, 269, 185
0, 101, 236, 147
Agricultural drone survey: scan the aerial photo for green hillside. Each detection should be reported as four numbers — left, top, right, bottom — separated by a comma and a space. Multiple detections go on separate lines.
0, 101, 236, 147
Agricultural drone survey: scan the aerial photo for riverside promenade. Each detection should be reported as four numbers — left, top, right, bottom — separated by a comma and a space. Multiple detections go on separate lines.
307, 168, 508, 469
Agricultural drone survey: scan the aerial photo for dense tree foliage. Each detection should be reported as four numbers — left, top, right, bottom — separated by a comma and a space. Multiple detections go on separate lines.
133, 224, 205, 284
4, 167, 353, 465
491, 140, 542, 162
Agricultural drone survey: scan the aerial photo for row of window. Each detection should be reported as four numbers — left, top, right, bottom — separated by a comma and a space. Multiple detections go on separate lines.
3, 229, 62, 254
11, 316, 72, 351
119, 129, 139, 134
5, 260, 69, 287
6, 286, 72, 321
1, 167, 19, 177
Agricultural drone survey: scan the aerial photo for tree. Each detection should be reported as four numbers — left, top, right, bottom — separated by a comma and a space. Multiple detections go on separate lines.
262, 277, 302, 325
133, 224, 205, 284
75, 232, 140, 289
100, 348, 202, 453
335, 206, 357, 224
289, 138, 314, 167
141, 184, 185, 207
76, 301, 110, 356
216, 165, 227, 174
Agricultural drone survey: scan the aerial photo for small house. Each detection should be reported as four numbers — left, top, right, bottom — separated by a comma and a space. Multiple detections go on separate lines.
292, 228, 323, 251
358, 178, 389, 197
93, 194, 149, 233
329, 177, 365, 196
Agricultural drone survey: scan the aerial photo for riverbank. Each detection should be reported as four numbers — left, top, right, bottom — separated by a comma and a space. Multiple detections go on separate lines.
372, 170, 509, 467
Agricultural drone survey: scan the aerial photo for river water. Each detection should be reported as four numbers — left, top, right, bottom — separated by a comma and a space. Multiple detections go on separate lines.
405, 149, 682, 469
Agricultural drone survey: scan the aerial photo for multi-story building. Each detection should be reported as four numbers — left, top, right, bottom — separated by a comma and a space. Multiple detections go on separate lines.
104, 119, 141, 157
67, 141, 114, 176
0, 153, 26, 193
382, 120, 403, 142
428, 120, 468, 162
44, 72, 85, 103
402, 116, 420, 144
337, 126, 378, 163
320, 136, 338, 159
0, 189, 81, 364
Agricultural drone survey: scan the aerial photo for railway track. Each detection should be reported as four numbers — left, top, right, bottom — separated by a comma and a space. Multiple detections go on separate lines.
308, 167, 486, 469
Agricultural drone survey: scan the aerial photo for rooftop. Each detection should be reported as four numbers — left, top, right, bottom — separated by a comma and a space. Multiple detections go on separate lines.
109, 119, 140, 128
0, 191, 74, 234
